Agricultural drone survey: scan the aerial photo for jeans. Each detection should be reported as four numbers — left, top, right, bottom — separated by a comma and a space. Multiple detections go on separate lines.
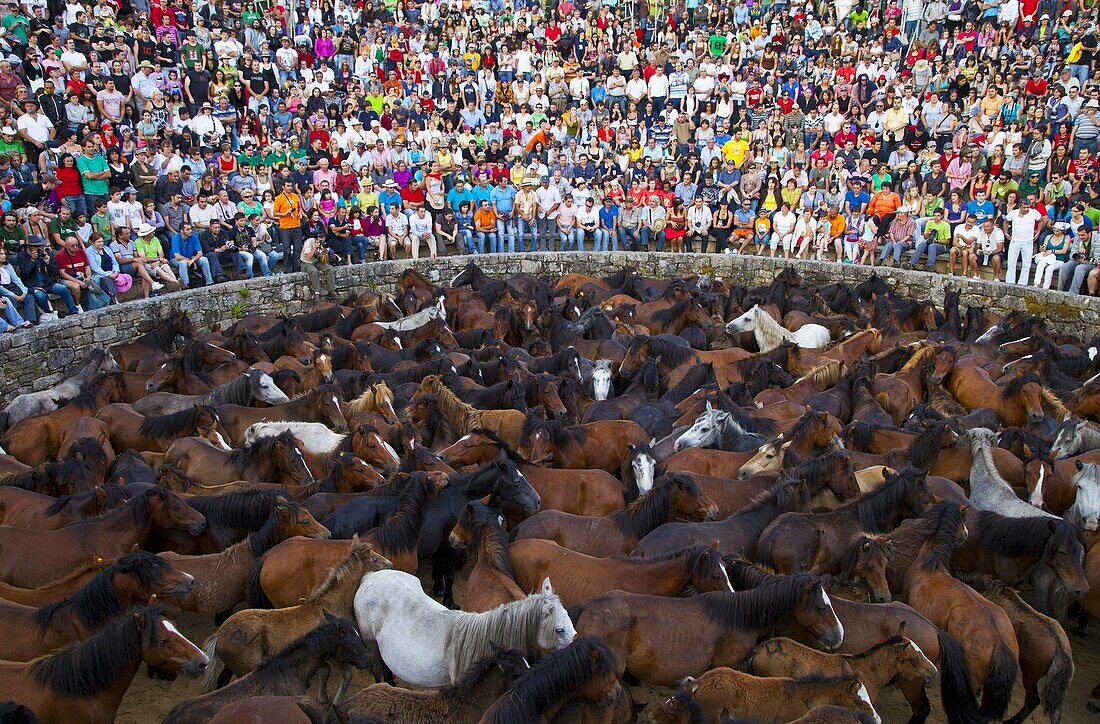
1073, 136, 1098, 159
474, 231, 493, 254
279, 225, 304, 272
31, 283, 78, 315
618, 227, 639, 251
175, 256, 213, 286
496, 217, 516, 253
1060, 259, 1095, 293
1005, 240, 1034, 285
640, 228, 665, 251
516, 218, 536, 252
1071, 63, 1092, 87
84, 194, 107, 217
910, 241, 946, 269
558, 226, 582, 251
348, 235, 369, 262
62, 194, 86, 217
593, 228, 616, 251
878, 240, 910, 263
536, 217, 556, 251
0, 296, 26, 329
459, 229, 474, 254
203, 250, 229, 279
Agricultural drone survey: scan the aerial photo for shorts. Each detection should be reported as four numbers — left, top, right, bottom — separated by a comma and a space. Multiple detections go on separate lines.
979, 251, 1006, 266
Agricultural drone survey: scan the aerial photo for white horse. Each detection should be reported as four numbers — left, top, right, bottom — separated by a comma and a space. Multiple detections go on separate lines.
725, 305, 830, 352
354, 570, 575, 687
1065, 462, 1100, 531
244, 421, 346, 453
2, 349, 118, 426
1051, 416, 1100, 459
966, 428, 1058, 519
372, 298, 447, 331
591, 359, 613, 401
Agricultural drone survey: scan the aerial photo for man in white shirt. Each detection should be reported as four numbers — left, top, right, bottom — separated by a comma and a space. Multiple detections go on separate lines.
686, 197, 713, 253
1004, 198, 1040, 284
534, 177, 562, 253
16, 99, 54, 160
638, 196, 668, 251
188, 194, 220, 232
408, 207, 435, 259
575, 198, 599, 253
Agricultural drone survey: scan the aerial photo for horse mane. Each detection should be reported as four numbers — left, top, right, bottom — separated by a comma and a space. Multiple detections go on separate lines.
717, 401, 779, 437
633, 337, 693, 371
138, 405, 203, 439
611, 476, 694, 539
601, 267, 633, 288
184, 489, 278, 528
651, 298, 696, 329
228, 431, 294, 467
1041, 386, 1071, 419
446, 593, 565, 684
697, 573, 819, 630
304, 536, 374, 603
211, 373, 256, 406
371, 474, 435, 553
67, 371, 120, 410
972, 510, 1076, 559
796, 450, 848, 489
33, 551, 170, 633
785, 410, 826, 446
443, 646, 527, 699
736, 343, 799, 382
470, 503, 517, 581
908, 422, 949, 469
898, 345, 937, 373
838, 467, 924, 532
520, 413, 574, 450
335, 307, 368, 339
1001, 372, 1042, 400
293, 305, 344, 332
253, 615, 347, 676
44, 484, 130, 518
247, 500, 308, 557
848, 635, 907, 661
806, 359, 843, 387
918, 502, 966, 572
420, 376, 475, 431
345, 383, 394, 417
29, 604, 165, 697
0, 469, 48, 492
179, 344, 216, 386
479, 637, 616, 724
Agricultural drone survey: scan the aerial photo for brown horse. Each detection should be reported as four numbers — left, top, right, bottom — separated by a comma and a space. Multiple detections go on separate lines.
161, 498, 330, 618
163, 431, 315, 486
448, 501, 527, 612
1, 372, 124, 465
958, 573, 1075, 724
0, 556, 110, 606
571, 573, 844, 685
754, 360, 845, 407
204, 536, 392, 690
517, 413, 649, 474
409, 376, 526, 449
748, 632, 938, 710
439, 429, 626, 517
338, 646, 529, 724
0, 484, 127, 530
737, 410, 843, 479
510, 540, 731, 608
477, 636, 622, 724
0, 550, 194, 662
108, 310, 196, 369
0, 605, 206, 724
756, 467, 934, 576
509, 474, 718, 556
207, 697, 323, 724
251, 472, 445, 607
903, 502, 1021, 720
647, 668, 879, 724
0, 488, 205, 588
95, 403, 229, 454
618, 335, 751, 383
938, 356, 1065, 426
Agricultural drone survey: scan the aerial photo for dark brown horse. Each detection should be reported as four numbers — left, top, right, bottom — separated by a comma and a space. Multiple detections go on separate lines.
108, 309, 196, 370
517, 413, 649, 474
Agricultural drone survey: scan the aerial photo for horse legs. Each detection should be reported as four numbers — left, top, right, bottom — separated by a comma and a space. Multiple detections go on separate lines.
315, 662, 332, 709
896, 675, 932, 724
431, 545, 460, 609
331, 663, 352, 706
1004, 682, 1041, 724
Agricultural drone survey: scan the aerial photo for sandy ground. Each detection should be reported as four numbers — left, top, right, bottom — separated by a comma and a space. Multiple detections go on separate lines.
116, 568, 1100, 723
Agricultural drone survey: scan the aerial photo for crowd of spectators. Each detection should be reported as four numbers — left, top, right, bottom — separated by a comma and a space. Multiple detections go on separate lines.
0, 0, 1097, 326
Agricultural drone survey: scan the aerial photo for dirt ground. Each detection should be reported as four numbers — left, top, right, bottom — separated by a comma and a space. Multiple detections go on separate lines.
116, 569, 1100, 723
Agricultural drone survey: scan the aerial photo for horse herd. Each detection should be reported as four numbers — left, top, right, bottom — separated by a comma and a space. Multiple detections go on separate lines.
0, 263, 1099, 723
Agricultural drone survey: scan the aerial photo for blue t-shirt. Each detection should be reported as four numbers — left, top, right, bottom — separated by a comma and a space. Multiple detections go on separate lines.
845, 190, 870, 211
966, 198, 995, 221
471, 184, 494, 206
446, 186, 475, 212
490, 185, 516, 213
599, 205, 619, 228
378, 190, 403, 213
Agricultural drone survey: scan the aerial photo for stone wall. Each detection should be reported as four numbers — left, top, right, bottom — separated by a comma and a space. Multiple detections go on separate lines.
2, 252, 1096, 405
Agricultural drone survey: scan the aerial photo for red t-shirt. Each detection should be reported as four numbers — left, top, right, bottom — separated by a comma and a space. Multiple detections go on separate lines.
55, 247, 91, 279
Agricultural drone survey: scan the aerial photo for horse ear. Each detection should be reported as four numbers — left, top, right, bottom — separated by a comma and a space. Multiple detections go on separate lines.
1047, 519, 1059, 532
147, 594, 158, 605
684, 677, 700, 695
1077, 460, 1085, 471
323, 609, 337, 623
706, 401, 714, 412
627, 443, 636, 451
131, 543, 141, 553
710, 540, 719, 550
540, 577, 554, 595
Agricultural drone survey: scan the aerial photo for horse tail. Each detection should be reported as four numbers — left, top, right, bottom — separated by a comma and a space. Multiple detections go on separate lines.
936, 630, 989, 724
978, 643, 1018, 721
245, 558, 274, 609
1041, 645, 1074, 721
201, 633, 221, 693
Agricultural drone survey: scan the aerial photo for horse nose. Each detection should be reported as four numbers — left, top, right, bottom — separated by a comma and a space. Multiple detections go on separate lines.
930, 374, 943, 385
1074, 582, 1090, 598
145, 380, 158, 392
737, 469, 749, 479
1029, 412, 1045, 425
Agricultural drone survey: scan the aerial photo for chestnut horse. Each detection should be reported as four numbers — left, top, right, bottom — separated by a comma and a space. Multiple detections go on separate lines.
448, 501, 526, 613
517, 413, 649, 475
571, 573, 843, 685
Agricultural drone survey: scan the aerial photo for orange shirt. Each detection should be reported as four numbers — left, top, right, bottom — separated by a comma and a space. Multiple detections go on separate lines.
474, 207, 497, 231
273, 191, 303, 229
867, 191, 901, 218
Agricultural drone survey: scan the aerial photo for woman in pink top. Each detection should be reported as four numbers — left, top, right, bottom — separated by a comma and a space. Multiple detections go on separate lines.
946, 151, 973, 190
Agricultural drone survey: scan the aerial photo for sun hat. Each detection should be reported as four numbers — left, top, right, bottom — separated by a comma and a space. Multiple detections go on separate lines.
137, 222, 158, 237
114, 273, 133, 293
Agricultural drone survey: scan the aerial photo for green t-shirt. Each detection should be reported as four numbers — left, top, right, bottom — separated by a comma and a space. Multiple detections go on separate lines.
1, 13, 29, 45
48, 217, 79, 244
181, 41, 204, 69
76, 153, 110, 196
0, 226, 25, 254
91, 211, 112, 238
0, 139, 25, 157
261, 152, 286, 168
236, 152, 262, 168
237, 199, 263, 218
709, 34, 727, 57
924, 218, 951, 242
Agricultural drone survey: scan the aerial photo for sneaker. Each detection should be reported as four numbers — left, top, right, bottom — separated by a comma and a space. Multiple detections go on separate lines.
151, 281, 165, 291
39, 312, 58, 323
75, 305, 85, 314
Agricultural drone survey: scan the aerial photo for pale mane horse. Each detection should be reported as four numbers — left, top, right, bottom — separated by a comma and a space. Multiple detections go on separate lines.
354, 569, 575, 688
726, 305, 831, 352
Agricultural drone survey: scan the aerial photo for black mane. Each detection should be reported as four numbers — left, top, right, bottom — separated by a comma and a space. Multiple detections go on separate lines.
697, 573, 819, 630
